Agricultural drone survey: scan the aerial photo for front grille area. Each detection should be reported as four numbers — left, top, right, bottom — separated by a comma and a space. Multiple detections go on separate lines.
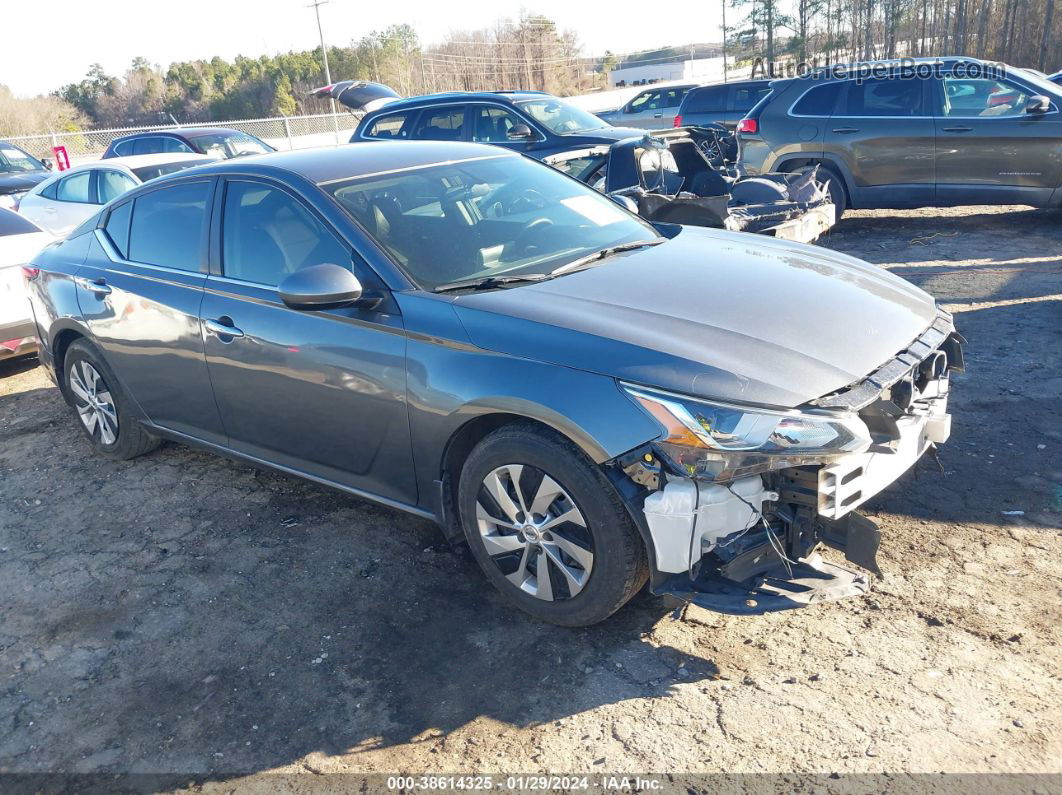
811, 311, 963, 412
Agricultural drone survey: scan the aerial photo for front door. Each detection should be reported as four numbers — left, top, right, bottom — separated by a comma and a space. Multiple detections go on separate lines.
932, 71, 1062, 206
200, 177, 415, 503
75, 179, 225, 444
823, 76, 935, 208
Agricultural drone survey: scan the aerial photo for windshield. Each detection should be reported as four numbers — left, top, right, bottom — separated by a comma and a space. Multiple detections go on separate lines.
192, 132, 273, 158
132, 158, 215, 181
1009, 66, 1062, 98
0, 143, 46, 175
324, 153, 655, 290
517, 98, 607, 135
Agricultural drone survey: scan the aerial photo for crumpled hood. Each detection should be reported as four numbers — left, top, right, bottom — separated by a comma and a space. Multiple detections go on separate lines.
452, 227, 939, 408
0, 172, 49, 195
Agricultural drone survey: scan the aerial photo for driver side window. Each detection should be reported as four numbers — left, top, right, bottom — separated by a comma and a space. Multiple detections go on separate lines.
471, 106, 524, 143
629, 91, 658, 112
221, 181, 351, 287
941, 76, 1031, 117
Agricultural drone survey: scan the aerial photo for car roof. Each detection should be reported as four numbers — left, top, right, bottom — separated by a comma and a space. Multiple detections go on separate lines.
180, 140, 519, 185
70, 153, 216, 172
371, 90, 552, 113
690, 79, 771, 90
110, 127, 254, 143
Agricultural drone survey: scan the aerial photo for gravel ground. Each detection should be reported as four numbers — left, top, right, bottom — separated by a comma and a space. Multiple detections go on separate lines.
0, 205, 1060, 785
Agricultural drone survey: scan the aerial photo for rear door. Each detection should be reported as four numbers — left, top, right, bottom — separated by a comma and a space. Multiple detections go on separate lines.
823, 76, 935, 207
199, 177, 415, 502
74, 179, 225, 444
931, 70, 1062, 205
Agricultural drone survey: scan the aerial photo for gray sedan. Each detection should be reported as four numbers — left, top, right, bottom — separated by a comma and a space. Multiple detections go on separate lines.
25, 141, 962, 625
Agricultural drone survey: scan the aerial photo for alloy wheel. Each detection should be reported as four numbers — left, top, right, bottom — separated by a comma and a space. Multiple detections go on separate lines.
475, 464, 594, 601
68, 360, 118, 446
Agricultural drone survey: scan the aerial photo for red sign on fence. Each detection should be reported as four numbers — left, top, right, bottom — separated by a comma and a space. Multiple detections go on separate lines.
52, 146, 70, 171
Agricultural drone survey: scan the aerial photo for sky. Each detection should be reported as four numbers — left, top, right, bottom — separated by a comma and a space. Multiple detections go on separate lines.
1, 0, 724, 98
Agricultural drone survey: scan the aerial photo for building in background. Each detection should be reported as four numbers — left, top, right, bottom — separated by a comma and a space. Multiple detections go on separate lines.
609, 56, 731, 87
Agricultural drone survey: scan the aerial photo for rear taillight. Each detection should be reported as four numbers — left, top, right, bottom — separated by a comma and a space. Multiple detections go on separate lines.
673, 114, 683, 128
736, 118, 758, 134
21, 266, 39, 281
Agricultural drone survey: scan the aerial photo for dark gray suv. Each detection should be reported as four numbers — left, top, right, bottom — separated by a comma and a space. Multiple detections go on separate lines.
737, 58, 1062, 213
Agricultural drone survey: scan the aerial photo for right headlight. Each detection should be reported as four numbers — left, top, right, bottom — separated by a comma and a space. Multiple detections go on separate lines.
624, 384, 871, 480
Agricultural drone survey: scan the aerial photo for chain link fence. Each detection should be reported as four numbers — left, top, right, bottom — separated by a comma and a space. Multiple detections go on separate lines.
3, 112, 364, 165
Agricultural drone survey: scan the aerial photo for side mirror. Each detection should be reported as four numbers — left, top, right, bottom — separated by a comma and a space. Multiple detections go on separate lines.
1026, 95, 1052, 114
278, 263, 363, 310
41, 158, 54, 171
507, 123, 535, 140
609, 194, 640, 214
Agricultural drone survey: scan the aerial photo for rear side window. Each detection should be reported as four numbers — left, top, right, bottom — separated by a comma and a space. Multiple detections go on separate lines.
684, 87, 727, 114
844, 77, 925, 116
127, 182, 209, 270
731, 84, 772, 112
56, 172, 91, 203
364, 113, 412, 139
98, 170, 138, 204
414, 108, 465, 141
160, 137, 194, 154
112, 139, 135, 157
104, 201, 132, 257
792, 81, 843, 116
133, 137, 165, 155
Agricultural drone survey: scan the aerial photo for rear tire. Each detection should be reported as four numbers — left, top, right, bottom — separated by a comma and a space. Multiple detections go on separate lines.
799, 164, 848, 218
458, 424, 648, 626
63, 339, 160, 461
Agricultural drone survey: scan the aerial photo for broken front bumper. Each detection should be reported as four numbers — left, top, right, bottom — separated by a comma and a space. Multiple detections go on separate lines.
622, 314, 963, 615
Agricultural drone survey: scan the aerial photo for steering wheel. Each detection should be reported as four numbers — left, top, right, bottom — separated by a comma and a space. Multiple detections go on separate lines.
492, 186, 548, 215
506, 217, 555, 260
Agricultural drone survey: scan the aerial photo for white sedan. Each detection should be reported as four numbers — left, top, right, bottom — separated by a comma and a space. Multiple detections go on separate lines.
0, 208, 53, 363
18, 153, 215, 237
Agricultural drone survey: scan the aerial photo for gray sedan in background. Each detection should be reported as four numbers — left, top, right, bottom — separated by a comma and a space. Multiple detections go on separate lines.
25, 142, 962, 626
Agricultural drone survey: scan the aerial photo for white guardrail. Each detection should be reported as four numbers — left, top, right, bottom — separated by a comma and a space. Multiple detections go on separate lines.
3, 112, 364, 166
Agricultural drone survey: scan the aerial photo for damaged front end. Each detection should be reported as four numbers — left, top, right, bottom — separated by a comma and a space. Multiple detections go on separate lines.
546, 128, 836, 244
609, 312, 965, 615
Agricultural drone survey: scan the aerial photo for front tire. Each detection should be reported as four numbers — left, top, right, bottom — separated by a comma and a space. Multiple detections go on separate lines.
64, 339, 160, 460
458, 424, 648, 626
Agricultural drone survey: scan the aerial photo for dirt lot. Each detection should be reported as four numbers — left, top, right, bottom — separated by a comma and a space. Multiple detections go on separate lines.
1, 204, 1060, 785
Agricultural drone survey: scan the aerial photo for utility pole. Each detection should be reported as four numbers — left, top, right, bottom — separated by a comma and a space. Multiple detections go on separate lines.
306, 0, 340, 143
722, 0, 729, 82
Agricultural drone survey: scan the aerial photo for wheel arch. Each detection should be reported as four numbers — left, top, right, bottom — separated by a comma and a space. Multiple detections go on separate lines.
50, 324, 91, 405
436, 410, 607, 541
776, 156, 853, 202
434, 407, 660, 582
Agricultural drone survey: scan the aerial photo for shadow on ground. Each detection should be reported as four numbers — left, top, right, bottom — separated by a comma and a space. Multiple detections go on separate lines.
0, 372, 719, 777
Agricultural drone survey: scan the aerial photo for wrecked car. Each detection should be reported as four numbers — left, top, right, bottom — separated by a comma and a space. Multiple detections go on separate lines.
27, 141, 962, 626
545, 127, 837, 244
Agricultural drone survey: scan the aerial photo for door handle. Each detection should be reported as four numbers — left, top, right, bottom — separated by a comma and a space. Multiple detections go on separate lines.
204, 317, 244, 340
942, 125, 973, 133
831, 127, 860, 134
654, 112, 663, 118
74, 276, 111, 296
